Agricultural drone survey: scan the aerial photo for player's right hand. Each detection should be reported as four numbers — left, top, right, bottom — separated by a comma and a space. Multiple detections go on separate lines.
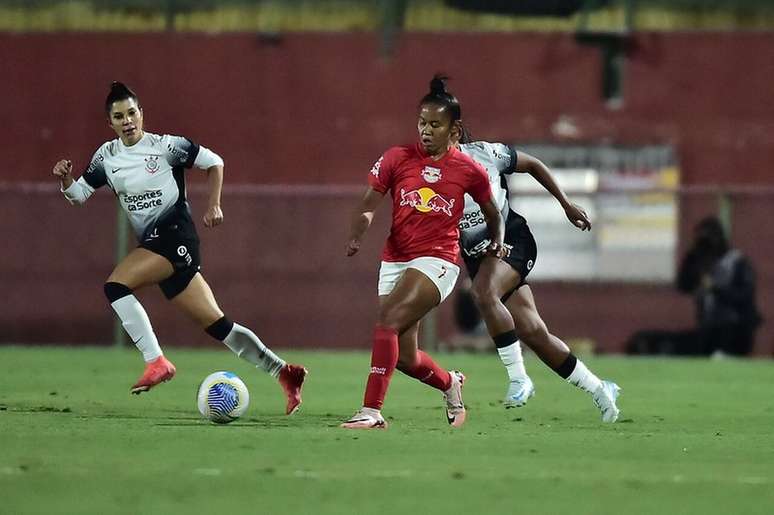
346, 239, 361, 257
52, 159, 73, 180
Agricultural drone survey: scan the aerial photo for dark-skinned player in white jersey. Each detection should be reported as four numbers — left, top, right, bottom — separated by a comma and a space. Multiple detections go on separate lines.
52, 82, 307, 415
340, 76, 506, 429
399, 136, 621, 422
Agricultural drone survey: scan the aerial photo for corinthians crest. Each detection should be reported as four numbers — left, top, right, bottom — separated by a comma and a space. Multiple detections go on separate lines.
145, 155, 160, 174
421, 166, 441, 183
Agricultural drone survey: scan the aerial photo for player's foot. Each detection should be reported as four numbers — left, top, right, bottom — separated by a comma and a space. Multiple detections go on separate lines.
278, 364, 307, 415
592, 380, 621, 423
130, 355, 176, 394
443, 370, 466, 427
504, 376, 535, 408
340, 408, 387, 429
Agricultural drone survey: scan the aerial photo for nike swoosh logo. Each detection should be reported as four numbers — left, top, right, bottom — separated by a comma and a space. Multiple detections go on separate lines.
111, 168, 121, 173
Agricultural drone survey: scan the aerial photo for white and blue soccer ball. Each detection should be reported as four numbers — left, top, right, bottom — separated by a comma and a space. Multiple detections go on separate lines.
197, 371, 250, 424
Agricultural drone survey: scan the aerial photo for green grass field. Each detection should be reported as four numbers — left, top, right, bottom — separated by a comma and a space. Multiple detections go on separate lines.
1, 346, 772, 515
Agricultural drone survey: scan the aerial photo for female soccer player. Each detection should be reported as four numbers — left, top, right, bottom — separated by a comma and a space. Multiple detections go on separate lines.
340, 76, 506, 430
457, 140, 620, 422
397, 140, 621, 422
52, 82, 306, 415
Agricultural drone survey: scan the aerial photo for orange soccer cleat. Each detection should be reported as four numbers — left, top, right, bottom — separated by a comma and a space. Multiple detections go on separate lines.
278, 364, 307, 415
130, 355, 176, 395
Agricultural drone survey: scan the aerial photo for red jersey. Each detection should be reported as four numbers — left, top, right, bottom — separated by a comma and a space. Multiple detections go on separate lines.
368, 143, 493, 263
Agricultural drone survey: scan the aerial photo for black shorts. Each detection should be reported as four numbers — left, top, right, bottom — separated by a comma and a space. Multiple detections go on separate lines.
139, 211, 201, 299
462, 212, 537, 291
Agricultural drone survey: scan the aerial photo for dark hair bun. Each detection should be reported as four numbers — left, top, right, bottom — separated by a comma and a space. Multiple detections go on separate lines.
105, 81, 139, 114
429, 74, 449, 95
110, 81, 131, 94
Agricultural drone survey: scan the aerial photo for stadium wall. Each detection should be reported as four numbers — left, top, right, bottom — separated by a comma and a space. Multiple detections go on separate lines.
2, 32, 772, 354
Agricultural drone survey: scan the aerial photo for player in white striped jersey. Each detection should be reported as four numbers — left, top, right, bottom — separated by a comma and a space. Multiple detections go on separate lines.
52, 82, 306, 414
455, 140, 620, 422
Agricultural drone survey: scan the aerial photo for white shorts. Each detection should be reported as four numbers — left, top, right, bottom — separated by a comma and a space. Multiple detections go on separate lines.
377, 257, 460, 303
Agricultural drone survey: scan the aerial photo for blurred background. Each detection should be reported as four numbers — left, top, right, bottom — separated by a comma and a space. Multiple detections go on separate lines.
1, 0, 772, 356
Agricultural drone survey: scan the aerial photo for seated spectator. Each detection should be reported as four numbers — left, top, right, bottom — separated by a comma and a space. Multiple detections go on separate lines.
627, 216, 761, 356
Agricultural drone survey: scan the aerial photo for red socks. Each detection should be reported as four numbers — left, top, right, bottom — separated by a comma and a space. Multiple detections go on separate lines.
363, 325, 399, 410
363, 327, 453, 409
399, 350, 452, 391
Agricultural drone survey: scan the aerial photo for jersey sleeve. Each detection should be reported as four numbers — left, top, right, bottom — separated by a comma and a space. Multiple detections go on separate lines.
467, 161, 493, 205
489, 142, 518, 175
81, 146, 108, 190
367, 147, 400, 193
62, 146, 106, 205
164, 135, 200, 169
192, 145, 224, 170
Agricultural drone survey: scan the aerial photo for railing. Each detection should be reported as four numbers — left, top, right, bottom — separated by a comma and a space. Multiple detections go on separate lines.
1, 182, 771, 353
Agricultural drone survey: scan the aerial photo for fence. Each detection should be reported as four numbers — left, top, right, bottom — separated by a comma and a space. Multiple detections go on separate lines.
2, 182, 771, 356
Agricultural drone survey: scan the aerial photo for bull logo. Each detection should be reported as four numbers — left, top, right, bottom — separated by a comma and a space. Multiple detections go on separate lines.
421, 166, 442, 183
399, 187, 455, 217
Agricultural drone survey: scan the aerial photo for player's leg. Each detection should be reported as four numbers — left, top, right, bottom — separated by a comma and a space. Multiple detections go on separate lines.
395, 318, 467, 427
170, 272, 307, 415
504, 286, 620, 422
104, 248, 176, 393
469, 257, 532, 406
389, 257, 466, 425
393, 259, 466, 426
395, 318, 453, 392
342, 267, 441, 429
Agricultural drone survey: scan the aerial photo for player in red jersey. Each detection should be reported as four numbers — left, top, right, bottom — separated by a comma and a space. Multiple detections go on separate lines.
340, 76, 506, 429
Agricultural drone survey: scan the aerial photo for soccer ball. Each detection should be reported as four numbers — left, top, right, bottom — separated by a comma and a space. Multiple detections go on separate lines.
197, 371, 250, 424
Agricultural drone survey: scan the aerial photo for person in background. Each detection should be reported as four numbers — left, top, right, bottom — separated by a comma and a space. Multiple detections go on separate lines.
627, 216, 761, 357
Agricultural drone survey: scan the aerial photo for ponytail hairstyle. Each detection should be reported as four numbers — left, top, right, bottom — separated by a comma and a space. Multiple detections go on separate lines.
105, 81, 140, 115
419, 74, 471, 143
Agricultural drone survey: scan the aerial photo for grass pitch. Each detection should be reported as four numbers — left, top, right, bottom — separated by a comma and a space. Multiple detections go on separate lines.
1, 346, 772, 515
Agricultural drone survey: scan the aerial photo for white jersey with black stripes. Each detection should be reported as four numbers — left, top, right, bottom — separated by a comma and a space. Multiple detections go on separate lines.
458, 141, 518, 255
61, 132, 222, 240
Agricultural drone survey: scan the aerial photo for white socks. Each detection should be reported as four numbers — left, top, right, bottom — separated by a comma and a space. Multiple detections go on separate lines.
497, 341, 528, 382
110, 295, 163, 363
566, 359, 602, 394
222, 323, 285, 377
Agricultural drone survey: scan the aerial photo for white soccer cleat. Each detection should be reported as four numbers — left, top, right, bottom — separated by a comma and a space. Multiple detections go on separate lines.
592, 380, 621, 423
443, 371, 466, 427
340, 408, 387, 430
504, 376, 535, 408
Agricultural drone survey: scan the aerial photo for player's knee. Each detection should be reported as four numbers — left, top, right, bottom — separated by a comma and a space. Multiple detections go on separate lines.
517, 317, 548, 346
471, 281, 500, 312
104, 281, 133, 303
377, 306, 407, 332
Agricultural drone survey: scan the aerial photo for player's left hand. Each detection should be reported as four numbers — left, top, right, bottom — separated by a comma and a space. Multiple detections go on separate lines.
203, 205, 224, 228
565, 203, 591, 231
486, 241, 510, 259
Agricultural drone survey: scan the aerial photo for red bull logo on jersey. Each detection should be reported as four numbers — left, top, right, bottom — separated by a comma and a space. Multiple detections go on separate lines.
400, 187, 455, 217
421, 166, 442, 183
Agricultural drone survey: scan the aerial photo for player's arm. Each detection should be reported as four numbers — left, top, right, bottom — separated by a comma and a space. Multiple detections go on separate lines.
183, 139, 225, 228
479, 198, 507, 258
52, 159, 74, 190
54, 153, 104, 206
346, 186, 385, 257
516, 151, 591, 231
